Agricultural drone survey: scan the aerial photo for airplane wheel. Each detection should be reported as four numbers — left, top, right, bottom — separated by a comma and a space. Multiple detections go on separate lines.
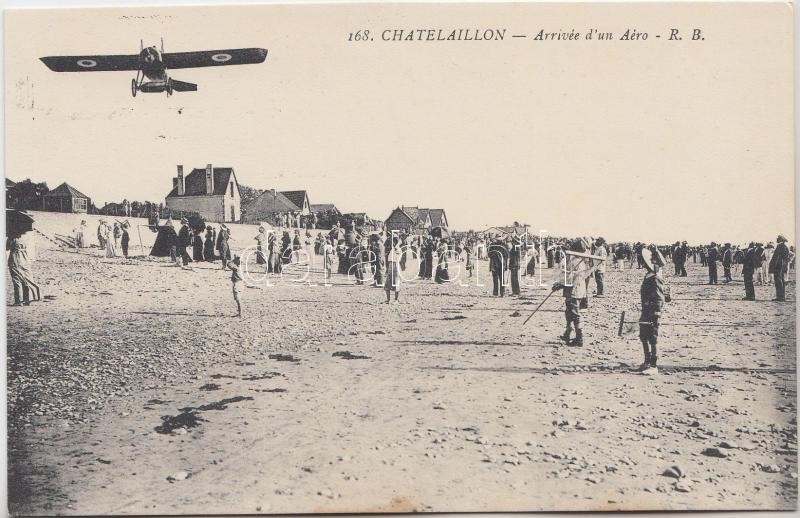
166, 78, 173, 96
131, 78, 137, 97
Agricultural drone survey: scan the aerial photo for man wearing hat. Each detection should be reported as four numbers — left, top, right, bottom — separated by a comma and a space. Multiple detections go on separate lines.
742, 242, 757, 301
673, 241, 688, 277
721, 243, 733, 283
637, 245, 670, 375
769, 235, 791, 301
707, 242, 720, 284
592, 237, 608, 296
508, 234, 523, 296
216, 224, 231, 270
488, 236, 509, 297
177, 217, 193, 266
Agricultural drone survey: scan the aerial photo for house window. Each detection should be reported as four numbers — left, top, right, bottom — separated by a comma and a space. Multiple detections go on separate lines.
73, 198, 86, 212
230, 182, 234, 197
231, 205, 236, 221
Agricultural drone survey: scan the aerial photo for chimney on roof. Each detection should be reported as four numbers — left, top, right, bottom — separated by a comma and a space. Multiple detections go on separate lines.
176, 165, 185, 196
205, 164, 214, 195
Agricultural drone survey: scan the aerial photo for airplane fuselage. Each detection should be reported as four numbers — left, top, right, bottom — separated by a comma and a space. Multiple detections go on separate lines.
139, 46, 168, 81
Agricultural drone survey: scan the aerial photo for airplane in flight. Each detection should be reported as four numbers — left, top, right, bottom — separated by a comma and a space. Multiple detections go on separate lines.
40, 40, 268, 97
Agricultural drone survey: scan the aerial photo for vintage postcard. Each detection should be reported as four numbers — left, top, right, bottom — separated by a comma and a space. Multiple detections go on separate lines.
4, 1, 796, 514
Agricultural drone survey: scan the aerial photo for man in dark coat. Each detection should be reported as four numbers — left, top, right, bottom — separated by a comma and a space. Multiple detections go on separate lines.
721, 243, 733, 282
509, 236, 522, 296
769, 234, 791, 302
488, 238, 509, 297
673, 241, 688, 277
176, 218, 192, 266
742, 242, 756, 301
707, 242, 720, 284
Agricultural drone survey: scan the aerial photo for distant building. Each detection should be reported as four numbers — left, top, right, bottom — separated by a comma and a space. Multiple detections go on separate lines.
484, 225, 530, 237
280, 190, 311, 215
241, 189, 301, 224
385, 205, 448, 233
165, 164, 241, 223
309, 203, 340, 216
43, 182, 90, 213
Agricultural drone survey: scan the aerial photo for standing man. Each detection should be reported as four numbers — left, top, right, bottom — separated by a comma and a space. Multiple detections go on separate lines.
120, 221, 130, 258
636, 245, 670, 375
593, 237, 608, 296
178, 218, 193, 266
216, 224, 231, 270
742, 242, 756, 301
673, 241, 688, 277
721, 243, 733, 283
509, 235, 522, 296
769, 235, 791, 302
488, 237, 509, 297
707, 242, 720, 284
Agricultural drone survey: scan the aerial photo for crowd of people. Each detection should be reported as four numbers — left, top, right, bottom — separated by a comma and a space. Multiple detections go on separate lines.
8, 214, 796, 376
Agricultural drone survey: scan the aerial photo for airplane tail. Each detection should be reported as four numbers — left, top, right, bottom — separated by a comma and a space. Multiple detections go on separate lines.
170, 79, 197, 92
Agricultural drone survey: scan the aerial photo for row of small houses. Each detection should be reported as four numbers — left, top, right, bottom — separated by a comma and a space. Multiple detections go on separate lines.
7, 164, 451, 233
162, 164, 450, 232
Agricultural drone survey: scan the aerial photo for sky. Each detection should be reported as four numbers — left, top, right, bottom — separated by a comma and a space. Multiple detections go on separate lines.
4, 2, 795, 244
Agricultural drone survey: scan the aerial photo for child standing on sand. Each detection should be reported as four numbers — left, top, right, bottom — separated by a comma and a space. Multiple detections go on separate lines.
551, 237, 603, 347
228, 255, 259, 318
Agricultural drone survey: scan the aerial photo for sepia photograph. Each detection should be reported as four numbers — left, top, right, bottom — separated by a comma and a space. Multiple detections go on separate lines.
3, 1, 797, 514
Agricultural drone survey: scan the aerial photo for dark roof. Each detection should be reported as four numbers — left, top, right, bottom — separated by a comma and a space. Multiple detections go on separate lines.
241, 189, 301, 222
401, 206, 420, 223
310, 203, 338, 213
166, 167, 237, 197
280, 190, 309, 209
6, 178, 16, 188
386, 207, 416, 224
427, 209, 447, 227
44, 182, 90, 199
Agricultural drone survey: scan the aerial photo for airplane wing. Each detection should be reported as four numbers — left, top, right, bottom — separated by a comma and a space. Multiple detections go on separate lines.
163, 48, 267, 69
40, 54, 139, 72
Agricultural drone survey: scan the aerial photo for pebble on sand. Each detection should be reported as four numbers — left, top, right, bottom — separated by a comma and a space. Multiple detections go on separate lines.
167, 471, 190, 482
662, 466, 683, 479
701, 447, 728, 458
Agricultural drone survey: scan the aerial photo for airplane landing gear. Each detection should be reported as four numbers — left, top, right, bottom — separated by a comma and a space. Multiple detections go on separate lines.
131, 78, 137, 97
166, 78, 173, 97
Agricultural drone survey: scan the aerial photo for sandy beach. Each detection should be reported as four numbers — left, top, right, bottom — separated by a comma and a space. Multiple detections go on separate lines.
6, 211, 797, 514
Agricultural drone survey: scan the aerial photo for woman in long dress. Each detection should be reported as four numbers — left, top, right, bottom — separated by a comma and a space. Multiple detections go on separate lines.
204, 226, 216, 262
104, 223, 116, 257
435, 241, 450, 283
192, 230, 205, 261
7, 232, 40, 305
254, 226, 268, 266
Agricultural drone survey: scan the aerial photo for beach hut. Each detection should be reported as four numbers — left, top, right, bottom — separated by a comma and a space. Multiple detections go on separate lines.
42, 182, 90, 213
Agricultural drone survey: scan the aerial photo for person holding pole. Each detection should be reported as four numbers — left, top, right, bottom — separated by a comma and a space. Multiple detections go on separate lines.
551, 237, 602, 347
637, 245, 670, 375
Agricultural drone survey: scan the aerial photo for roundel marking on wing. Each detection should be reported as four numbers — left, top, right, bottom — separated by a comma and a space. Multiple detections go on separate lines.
77, 59, 98, 68
211, 53, 232, 63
